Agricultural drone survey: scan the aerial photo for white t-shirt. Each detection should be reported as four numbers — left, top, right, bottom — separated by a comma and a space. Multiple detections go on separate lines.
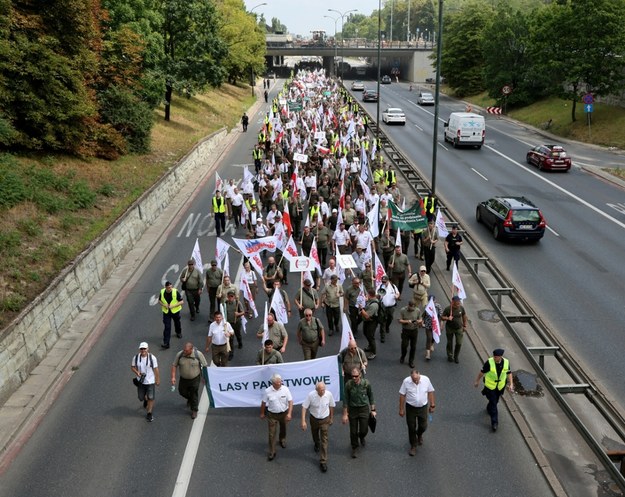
208, 321, 233, 345
132, 353, 158, 384
333, 229, 350, 246
231, 193, 244, 207
262, 385, 293, 414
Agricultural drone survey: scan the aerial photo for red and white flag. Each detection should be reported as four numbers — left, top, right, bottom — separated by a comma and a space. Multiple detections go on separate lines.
270, 286, 289, 324
282, 201, 292, 237
425, 297, 441, 344
310, 239, 321, 272
282, 235, 299, 262
215, 238, 231, 266
213, 172, 223, 195
436, 208, 449, 238
452, 262, 467, 300
222, 250, 230, 278
239, 278, 258, 318
191, 238, 204, 274
373, 251, 386, 289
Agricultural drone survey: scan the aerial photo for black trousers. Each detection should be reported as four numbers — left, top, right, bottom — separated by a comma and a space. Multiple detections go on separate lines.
325, 306, 340, 334
178, 374, 201, 411
349, 306, 361, 336
405, 403, 429, 447
215, 212, 226, 236
185, 289, 201, 318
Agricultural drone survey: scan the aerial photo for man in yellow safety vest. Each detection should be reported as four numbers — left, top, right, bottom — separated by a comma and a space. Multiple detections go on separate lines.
474, 349, 514, 432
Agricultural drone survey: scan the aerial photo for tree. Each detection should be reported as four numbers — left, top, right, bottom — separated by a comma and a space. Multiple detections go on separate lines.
482, 6, 548, 107
439, 1, 493, 97
161, 0, 227, 121
215, 0, 266, 85
529, 0, 625, 121
270, 17, 287, 33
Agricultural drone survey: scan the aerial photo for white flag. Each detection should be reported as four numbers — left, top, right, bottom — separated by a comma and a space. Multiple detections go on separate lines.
270, 286, 289, 324
262, 302, 269, 343
339, 312, 354, 352
395, 227, 402, 247
310, 239, 321, 272
213, 172, 223, 195
191, 238, 204, 273
222, 251, 230, 278
435, 208, 449, 239
452, 262, 467, 300
366, 198, 380, 238
425, 297, 441, 344
215, 238, 232, 266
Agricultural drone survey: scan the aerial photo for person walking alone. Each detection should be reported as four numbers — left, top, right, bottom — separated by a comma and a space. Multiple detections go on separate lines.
474, 349, 513, 432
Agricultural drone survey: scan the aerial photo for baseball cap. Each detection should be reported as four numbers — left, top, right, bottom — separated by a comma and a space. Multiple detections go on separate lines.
332, 208, 338, 213
304, 279, 312, 286
419, 265, 426, 271
139, 342, 148, 349
493, 348, 505, 357
452, 296, 461, 302
382, 275, 389, 281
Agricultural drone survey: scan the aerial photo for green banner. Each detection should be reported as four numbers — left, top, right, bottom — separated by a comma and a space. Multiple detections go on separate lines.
388, 200, 428, 231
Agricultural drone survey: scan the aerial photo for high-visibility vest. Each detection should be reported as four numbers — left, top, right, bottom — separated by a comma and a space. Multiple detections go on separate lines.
373, 168, 384, 183
386, 170, 396, 186
484, 358, 510, 391
310, 204, 320, 220
213, 196, 226, 213
160, 288, 182, 314
258, 132, 266, 143
423, 196, 437, 214
253, 149, 263, 160
282, 190, 289, 200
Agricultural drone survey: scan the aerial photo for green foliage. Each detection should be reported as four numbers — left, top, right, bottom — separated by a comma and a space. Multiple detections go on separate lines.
68, 180, 97, 210
0, 294, 26, 313
440, 2, 493, 97
17, 219, 43, 237
0, 230, 21, 256
99, 85, 154, 153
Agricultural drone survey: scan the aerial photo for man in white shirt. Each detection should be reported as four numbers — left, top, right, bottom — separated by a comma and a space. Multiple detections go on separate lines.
301, 382, 336, 472
332, 223, 351, 254
224, 179, 236, 219
131, 342, 160, 422
260, 374, 294, 461
356, 224, 374, 250
398, 370, 436, 456
230, 187, 244, 229
205, 311, 233, 367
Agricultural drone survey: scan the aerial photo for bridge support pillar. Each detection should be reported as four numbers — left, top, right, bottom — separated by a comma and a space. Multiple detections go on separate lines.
322, 56, 334, 77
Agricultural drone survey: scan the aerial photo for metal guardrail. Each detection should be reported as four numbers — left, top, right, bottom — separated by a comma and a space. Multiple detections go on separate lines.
364, 112, 625, 493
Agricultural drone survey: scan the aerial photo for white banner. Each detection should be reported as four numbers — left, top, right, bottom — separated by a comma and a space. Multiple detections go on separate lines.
293, 152, 308, 163
289, 256, 315, 272
205, 356, 341, 408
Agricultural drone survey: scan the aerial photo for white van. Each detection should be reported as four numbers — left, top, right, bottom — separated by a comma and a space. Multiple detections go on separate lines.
443, 112, 485, 149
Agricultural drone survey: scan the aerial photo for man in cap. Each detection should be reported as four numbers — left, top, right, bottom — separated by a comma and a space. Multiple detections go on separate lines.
131, 342, 160, 422
398, 300, 423, 368
181, 259, 203, 321
408, 265, 430, 309
212, 189, 226, 237
295, 279, 320, 319
474, 349, 514, 432
159, 281, 184, 349
205, 260, 223, 317
442, 296, 467, 363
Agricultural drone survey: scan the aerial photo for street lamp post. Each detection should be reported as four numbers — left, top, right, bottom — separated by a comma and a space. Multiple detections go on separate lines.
430, 0, 444, 197
248, 3, 268, 96
376, 0, 381, 145
328, 8, 357, 80
324, 14, 339, 77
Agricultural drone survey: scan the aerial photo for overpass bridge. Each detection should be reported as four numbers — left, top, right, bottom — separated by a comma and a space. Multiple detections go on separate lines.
265, 43, 436, 83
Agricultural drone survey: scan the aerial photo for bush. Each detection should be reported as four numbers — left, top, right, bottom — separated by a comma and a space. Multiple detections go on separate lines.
99, 86, 154, 153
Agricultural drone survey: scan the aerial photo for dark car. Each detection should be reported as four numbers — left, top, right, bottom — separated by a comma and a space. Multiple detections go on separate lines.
476, 196, 546, 242
526, 144, 572, 171
381, 75, 392, 84
362, 89, 378, 102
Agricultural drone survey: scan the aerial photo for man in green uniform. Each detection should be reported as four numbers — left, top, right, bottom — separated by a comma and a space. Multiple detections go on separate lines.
398, 301, 423, 368
297, 310, 326, 360
342, 368, 376, 458
442, 296, 467, 363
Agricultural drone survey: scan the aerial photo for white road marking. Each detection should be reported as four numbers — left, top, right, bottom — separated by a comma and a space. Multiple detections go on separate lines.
413, 123, 424, 131
546, 226, 560, 237
486, 145, 625, 231
471, 168, 489, 181
171, 388, 210, 497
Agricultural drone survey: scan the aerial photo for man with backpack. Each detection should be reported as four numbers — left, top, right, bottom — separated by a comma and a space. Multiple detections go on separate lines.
131, 342, 160, 422
297, 309, 326, 360
171, 342, 208, 419
360, 289, 382, 360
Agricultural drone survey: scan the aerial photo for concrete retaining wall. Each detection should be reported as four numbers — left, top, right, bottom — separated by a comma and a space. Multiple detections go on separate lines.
0, 128, 227, 405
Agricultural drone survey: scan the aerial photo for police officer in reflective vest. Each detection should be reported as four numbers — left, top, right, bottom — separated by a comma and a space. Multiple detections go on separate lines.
213, 190, 226, 237
422, 193, 438, 222
474, 349, 514, 432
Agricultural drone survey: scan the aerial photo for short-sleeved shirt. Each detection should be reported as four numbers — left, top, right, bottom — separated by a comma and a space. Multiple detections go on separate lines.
208, 321, 233, 345
443, 305, 466, 331
298, 287, 318, 310
302, 390, 336, 419
340, 347, 367, 375
261, 322, 288, 348
316, 226, 332, 248
446, 233, 463, 254
262, 385, 293, 413
344, 379, 374, 408
345, 286, 362, 306
205, 268, 223, 288
333, 229, 350, 246
400, 306, 421, 330
364, 299, 379, 321
131, 353, 158, 384
256, 349, 284, 365
321, 283, 343, 307
173, 349, 208, 379
399, 375, 435, 408
298, 317, 323, 343
392, 253, 410, 274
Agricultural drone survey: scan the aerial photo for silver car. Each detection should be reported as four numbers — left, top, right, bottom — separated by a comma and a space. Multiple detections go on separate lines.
417, 91, 435, 105
351, 81, 365, 91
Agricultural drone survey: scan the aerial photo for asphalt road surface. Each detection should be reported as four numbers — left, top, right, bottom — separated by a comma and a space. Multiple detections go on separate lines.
0, 82, 555, 497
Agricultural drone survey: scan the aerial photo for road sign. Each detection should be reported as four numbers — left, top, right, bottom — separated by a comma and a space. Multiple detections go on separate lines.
486, 106, 502, 115
584, 103, 594, 113
502, 85, 512, 95
582, 93, 594, 105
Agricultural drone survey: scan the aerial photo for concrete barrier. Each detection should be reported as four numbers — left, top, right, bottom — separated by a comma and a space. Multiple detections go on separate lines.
0, 128, 227, 405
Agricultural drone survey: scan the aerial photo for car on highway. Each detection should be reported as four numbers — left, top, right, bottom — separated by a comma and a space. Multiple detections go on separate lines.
476, 196, 546, 242
381, 75, 392, 84
351, 80, 365, 91
526, 144, 572, 171
382, 107, 406, 125
417, 91, 435, 105
362, 89, 378, 102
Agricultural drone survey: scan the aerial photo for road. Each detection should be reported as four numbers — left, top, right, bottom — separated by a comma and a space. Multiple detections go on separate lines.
359, 81, 625, 402
0, 80, 555, 497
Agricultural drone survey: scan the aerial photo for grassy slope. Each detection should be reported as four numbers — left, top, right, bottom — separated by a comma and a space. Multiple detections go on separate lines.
0, 83, 254, 329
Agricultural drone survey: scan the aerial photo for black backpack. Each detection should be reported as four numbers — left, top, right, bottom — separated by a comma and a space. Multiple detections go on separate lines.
368, 299, 386, 325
